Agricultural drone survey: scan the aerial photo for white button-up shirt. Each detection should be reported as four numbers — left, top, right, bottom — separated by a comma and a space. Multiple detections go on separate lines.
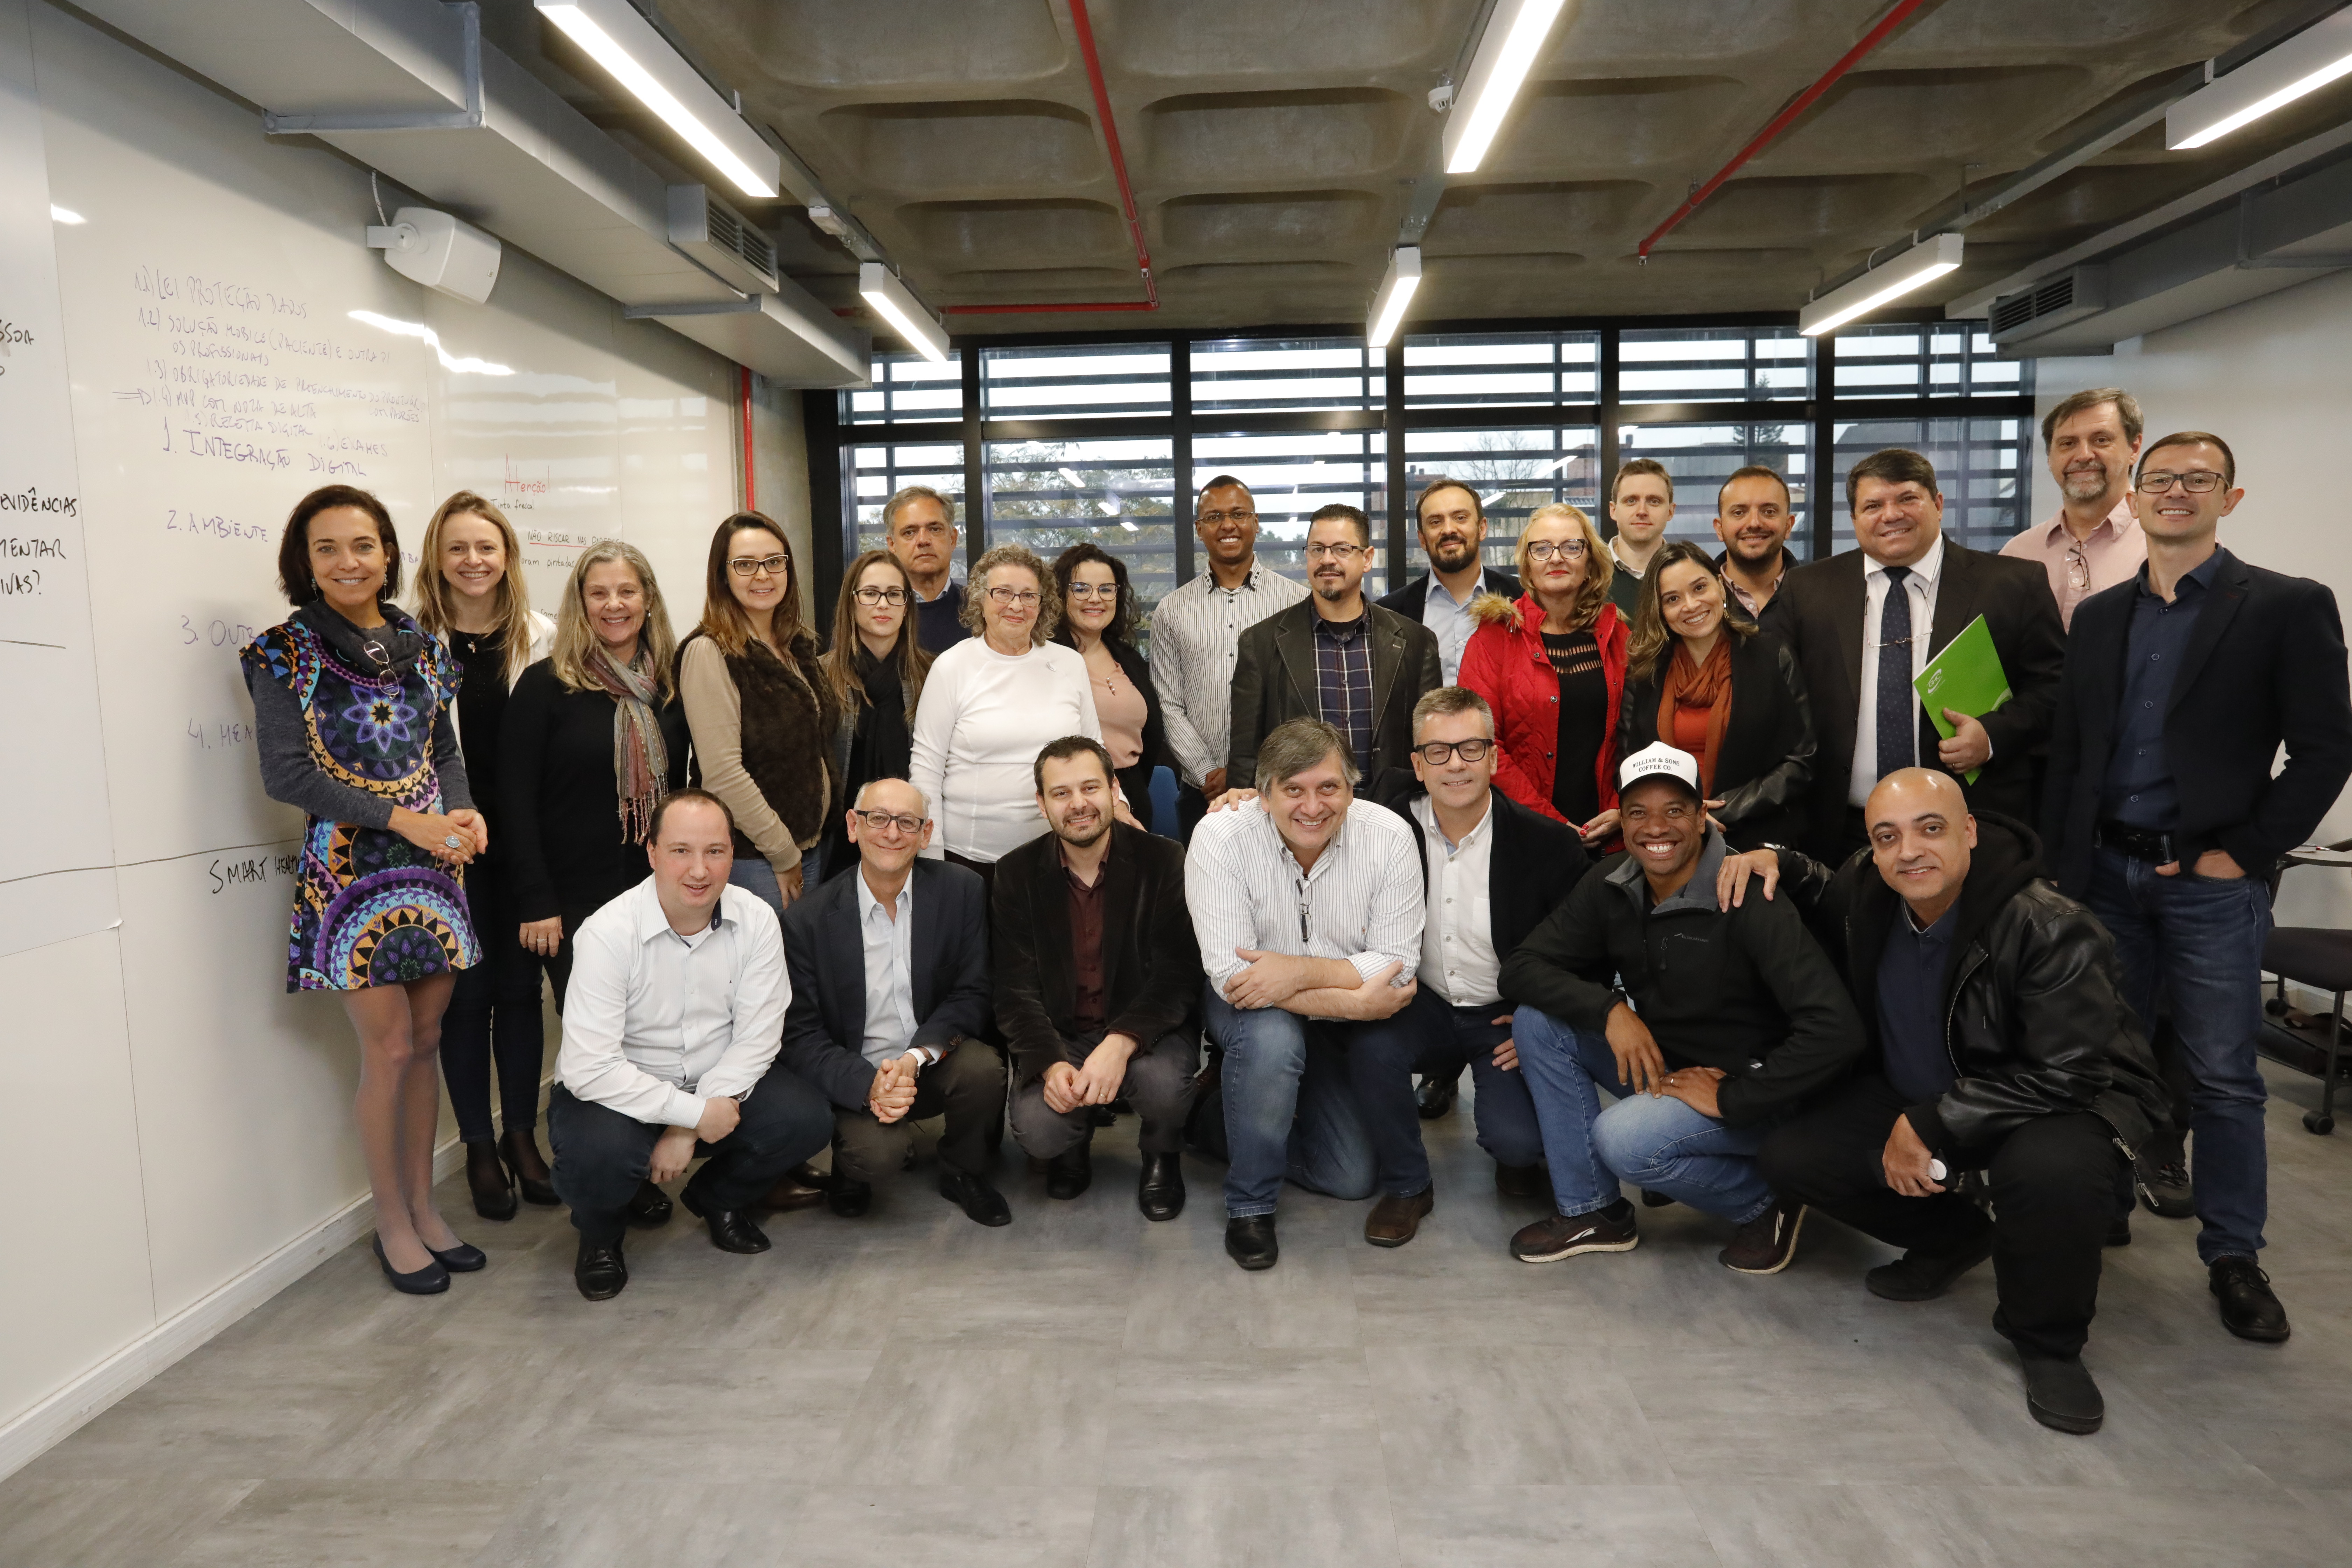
1185, 797, 1424, 1003
857, 870, 919, 1068
1421, 575, 1479, 685
1411, 793, 1500, 1007
556, 878, 786, 1128
1848, 532, 1947, 809
1150, 561, 1308, 788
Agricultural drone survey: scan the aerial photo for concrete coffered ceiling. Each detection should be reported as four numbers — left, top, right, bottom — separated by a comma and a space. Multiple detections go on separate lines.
474, 0, 2352, 342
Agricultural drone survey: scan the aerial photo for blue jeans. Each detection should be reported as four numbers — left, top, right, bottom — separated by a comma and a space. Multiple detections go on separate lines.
1513, 1006, 1774, 1223
727, 849, 819, 929
1396, 988, 1544, 1169
2086, 847, 2273, 1263
1204, 987, 1393, 1218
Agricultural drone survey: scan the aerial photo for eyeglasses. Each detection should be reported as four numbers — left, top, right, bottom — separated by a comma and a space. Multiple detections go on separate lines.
1527, 540, 1588, 561
1303, 542, 1366, 561
2064, 545, 2090, 592
728, 554, 788, 578
1067, 582, 1120, 600
856, 809, 926, 834
2136, 470, 2226, 494
1414, 738, 1494, 764
853, 585, 910, 606
1197, 509, 1256, 526
986, 587, 1042, 608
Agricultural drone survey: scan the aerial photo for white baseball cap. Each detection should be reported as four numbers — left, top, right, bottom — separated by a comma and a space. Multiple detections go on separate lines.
1618, 742, 1702, 799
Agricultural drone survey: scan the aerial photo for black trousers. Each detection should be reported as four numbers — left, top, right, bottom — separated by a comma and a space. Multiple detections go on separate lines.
1009, 1028, 1198, 1158
547, 1074, 832, 1245
831, 1036, 1003, 1186
1758, 1074, 2123, 1359
442, 857, 547, 1143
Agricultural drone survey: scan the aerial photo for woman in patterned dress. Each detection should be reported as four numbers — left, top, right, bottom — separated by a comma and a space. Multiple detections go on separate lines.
241, 485, 487, 1295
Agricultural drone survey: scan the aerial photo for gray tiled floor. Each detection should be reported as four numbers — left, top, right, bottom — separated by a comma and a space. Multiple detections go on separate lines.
8, 1060, 2352, 1567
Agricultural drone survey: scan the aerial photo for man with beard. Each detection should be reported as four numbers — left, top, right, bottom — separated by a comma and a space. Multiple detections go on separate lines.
1712, 465, 1802, 620
1605, 459, 1675, 614
2001, 388, 2148, 630
1378, 477, 1520, 683
1152, 475, 1307, 840
1225, 503, 1444, 794
995, 736, 1203, 1219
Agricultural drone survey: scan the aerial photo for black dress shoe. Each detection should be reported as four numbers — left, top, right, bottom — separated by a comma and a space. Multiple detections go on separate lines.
2210, 1258, 2291, 1342
464, 1141, 517, 1222
1640, 1189, 1677, 1209
1138, 1152, 1185, 1221
574, 1239, 628, 1301
1046, 1141, 1093, 1200
625, 1179, 673, 1227
680, 1185, 771, 1254
1864, 1227, 1995, 1301
502, 1127, 561, 1207
940, 1169, 1013, 1226
2105, 1212, 2132, 1248
1225, 1214, 1279, 1270
828, 1177, 873, 1218
372, 1234, 449, 1296
1415, 1072, 1458, 1121
1493, 1163, 1545, 1199
427, 1239, 486, 1272
2021, 1354, 2105, 1435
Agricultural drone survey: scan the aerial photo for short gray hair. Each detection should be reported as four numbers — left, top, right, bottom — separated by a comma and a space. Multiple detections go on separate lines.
1412, 686, 1493, 741
1255, 717, 1358, 794
883, 485, 956, 531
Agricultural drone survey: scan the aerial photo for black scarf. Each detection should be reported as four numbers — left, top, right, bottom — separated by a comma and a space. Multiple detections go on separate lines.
849, 644, 913, 788
297, 601, 426, 678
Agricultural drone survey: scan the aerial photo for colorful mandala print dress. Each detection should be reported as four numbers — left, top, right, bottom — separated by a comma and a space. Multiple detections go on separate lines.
241, 613, 481, 992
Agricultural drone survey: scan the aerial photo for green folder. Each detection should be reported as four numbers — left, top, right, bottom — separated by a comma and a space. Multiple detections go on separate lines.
1913, 614, 2010, 785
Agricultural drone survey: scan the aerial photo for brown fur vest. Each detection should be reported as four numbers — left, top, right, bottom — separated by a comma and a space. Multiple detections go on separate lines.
691, 629, 842, 848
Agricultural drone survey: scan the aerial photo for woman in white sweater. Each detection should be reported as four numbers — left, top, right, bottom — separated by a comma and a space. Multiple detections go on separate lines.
910, 544, 1100, 882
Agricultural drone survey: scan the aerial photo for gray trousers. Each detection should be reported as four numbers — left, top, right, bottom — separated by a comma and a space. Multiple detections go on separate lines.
1010, 1028, 1198, 1159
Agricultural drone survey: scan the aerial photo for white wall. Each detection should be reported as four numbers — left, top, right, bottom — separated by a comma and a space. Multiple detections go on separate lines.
2033, 267, 2352, 935
0, 0, 809, 1470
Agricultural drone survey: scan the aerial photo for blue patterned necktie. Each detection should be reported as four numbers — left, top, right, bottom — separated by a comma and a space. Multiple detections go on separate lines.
1875, 565, 1917, 784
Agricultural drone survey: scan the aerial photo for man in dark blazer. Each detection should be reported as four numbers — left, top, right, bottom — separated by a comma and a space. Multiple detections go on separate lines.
1226, 503, 1445, 798
996, 737, 1202, 1219
779, 777, 1005, 1225
1377, 477, 1520, 683
2043, 430, 2352, 1346
1763, 447, 2065, 862
1373, 687, 1588, 1197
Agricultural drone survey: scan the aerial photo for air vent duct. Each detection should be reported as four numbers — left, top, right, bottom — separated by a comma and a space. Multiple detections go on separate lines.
1989, 265, 2108, 346
668, 184, 778, 295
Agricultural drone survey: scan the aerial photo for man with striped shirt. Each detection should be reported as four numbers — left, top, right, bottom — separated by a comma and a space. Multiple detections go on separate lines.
1186, 718, 1429, 1271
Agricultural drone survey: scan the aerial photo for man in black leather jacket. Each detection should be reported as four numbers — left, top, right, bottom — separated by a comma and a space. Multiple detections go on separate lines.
1740, 769, 2169, 1436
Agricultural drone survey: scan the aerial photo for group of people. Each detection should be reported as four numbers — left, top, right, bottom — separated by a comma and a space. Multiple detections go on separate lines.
237, 384, 2352, 1440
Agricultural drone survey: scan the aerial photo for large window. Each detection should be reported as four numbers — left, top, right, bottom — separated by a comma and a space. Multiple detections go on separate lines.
824, 319, 2034, 612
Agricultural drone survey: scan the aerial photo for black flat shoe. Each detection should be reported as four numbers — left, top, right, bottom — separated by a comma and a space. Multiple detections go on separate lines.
464, 1141, 517, 1222
574, 1239, 627, 1302
940, 1169, 1012, 1226
1864, 1227, 1994, 1302
1640, 1189, 1677, 1209
1225, 1214, 1279, 1271
680, 1185, 771, 1253
2211, 1258, 2291, 1343
373, 1234, 449, 1295
1493, 1163, 1545, 1199
1415, 1072, 1458, 1121
1046, 1141, 1093, 1201
427, 1239, 486, 1272
626, 1179, 673, 1227
2105, 1212, 2131, 1248
828, 1176, 873, 1217
2021, 1354, 2105, 1435
502, 1129, 561, 1208
1138, 1152, 1185, 1222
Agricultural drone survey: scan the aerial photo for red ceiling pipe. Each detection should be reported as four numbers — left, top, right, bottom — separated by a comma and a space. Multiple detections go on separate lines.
1637, 0, 1930, 259
942, 0, 1156, 315
740, 364, 756, 511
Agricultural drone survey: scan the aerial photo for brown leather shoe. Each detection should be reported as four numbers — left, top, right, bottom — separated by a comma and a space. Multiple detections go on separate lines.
1364, 1185, 1434, 1247
760, 1161, 829, 1213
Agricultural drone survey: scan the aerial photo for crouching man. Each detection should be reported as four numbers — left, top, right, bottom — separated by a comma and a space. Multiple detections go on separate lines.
1739, 768, 2170, 1435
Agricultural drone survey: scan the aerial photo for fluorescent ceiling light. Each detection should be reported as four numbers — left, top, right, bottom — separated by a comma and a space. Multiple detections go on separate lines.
50, 205, 84, 224
536, 0, 779, 198
1366, 246, 1423, 349
1442, 0, 1569, 175
859, 262, 949, 363
2169, 11, 2352, 150
1798, 233, 1965, 337
348, 310, 514, 375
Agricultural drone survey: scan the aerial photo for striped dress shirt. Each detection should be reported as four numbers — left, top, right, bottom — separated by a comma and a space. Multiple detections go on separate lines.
1149, 562, 1308, 788
1184, 797, 1425, 999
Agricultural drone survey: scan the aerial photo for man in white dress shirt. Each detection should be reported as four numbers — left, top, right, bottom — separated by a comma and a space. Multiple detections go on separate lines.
1188, 717, 1426, 1271
548, 789, 833, 1302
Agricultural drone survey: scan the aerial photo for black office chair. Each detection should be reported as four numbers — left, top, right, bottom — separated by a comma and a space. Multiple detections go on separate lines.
2261, 841, 2352, 1135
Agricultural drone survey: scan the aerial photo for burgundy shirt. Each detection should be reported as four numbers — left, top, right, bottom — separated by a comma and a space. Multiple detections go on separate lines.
1063, 838, 1110, 1033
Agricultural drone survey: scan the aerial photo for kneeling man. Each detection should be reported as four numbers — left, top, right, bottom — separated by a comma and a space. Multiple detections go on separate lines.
1502, 744, 1863, 1273
997, 737, 1203, 1218
550, 789, 833, 1301
1747, 769, 2169, 1435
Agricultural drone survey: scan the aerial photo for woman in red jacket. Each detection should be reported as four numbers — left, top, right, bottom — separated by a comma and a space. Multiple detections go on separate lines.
1459, 501, 1630, 845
